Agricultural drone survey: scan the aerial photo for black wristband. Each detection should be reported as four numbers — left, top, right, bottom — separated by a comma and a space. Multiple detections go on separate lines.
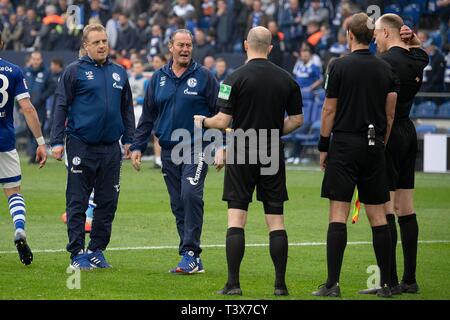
318, 135, 330, 152
201, 117, 206, 128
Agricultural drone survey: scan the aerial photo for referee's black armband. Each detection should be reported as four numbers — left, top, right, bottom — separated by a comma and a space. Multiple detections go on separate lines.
318, 136, 330, 152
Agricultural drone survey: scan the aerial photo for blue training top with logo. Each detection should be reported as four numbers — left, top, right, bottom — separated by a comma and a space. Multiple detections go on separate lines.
0, 58, 30, 152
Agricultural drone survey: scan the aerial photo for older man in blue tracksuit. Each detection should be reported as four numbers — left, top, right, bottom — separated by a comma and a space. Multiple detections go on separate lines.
131, 29, 219, 274
50, 24, 135, 270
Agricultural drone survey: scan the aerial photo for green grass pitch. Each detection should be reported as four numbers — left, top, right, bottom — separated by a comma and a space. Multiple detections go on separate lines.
0, 158, 449, 300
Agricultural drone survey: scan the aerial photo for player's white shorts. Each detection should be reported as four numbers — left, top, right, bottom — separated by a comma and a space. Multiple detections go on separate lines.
134, 105, 143, 128
0, 149, 22, 188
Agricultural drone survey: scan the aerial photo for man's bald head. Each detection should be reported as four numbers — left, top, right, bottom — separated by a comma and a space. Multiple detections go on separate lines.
376, 14, 404, 33
246, 26, 272, 54
374, 13, 405, 53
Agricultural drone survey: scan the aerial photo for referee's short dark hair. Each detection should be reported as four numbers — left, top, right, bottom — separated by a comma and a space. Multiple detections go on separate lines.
347, 12, 374, 45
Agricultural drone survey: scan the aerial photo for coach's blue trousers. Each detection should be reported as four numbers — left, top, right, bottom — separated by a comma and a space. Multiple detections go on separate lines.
65, 137, 121, 258
161, 148, 208, 256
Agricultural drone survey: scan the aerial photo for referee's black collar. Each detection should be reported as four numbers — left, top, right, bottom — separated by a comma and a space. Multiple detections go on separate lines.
351, 49, 371, 54
389, 46, 411, 54
247, 58, 268, 63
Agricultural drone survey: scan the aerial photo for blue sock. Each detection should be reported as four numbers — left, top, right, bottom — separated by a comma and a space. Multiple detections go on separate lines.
85, 206, 94, 219
8, 194, 26, 231
86, 190, 96, 219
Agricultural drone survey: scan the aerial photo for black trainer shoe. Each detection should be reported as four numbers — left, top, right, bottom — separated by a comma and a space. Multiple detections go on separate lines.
312, 283, 341, 297
391, 284, 403, 295
376, 284, 393, 298
217, 283, 242, 296
400, 281, 420, 294
15, 232, 33, 266
274, 286, 289, 296
359, 284, 401, 296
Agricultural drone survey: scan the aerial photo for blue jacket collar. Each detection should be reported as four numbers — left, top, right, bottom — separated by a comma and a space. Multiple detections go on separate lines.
79, 55, 112, 66
161, 59, 200, 79
26, 64, 46, 74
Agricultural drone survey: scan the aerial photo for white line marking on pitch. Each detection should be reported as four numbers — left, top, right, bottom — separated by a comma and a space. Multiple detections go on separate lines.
0, 240, 448, 254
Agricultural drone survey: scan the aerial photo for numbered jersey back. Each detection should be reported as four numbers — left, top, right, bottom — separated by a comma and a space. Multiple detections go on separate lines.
0, 58, 30, 152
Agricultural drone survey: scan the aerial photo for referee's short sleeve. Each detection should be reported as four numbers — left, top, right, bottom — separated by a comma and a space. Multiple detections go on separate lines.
410, 48, 430, 70
216, 75, 236, 115
324, 60, 340, 99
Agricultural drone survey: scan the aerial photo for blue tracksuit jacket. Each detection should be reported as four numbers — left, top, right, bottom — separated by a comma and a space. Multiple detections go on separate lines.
130, 60, 219, 152
50, 55, 135, 146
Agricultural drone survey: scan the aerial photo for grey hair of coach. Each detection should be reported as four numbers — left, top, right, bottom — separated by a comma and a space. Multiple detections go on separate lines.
169, 29, 194, 44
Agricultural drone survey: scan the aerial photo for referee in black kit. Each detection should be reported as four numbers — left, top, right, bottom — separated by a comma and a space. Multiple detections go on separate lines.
358, 14, 429, 295
313, 13, 399, 298
194, 26, 303, 296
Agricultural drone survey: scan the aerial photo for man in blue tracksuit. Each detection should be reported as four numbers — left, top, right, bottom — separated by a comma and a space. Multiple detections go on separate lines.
50, 24, 135, 270
131, 29, 219, 274
23, 51, 55, 164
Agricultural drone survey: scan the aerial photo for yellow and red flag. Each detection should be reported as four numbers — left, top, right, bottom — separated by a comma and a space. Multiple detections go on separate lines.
352, 189, 361, 224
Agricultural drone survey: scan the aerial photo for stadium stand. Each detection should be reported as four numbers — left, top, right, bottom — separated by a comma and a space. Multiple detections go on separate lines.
416, 124, 438, 134
1, 0, 449, 163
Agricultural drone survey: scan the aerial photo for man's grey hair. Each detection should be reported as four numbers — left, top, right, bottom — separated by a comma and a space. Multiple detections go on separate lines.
169, 29, 194, 44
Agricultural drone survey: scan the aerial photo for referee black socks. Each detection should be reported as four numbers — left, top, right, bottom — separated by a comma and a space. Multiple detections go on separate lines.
269, 230, 288, 290
326, 222, 347, 289
372, 224, 392, 288
399, 214, 419, 285
226, 227, 245, 288
386, 214, 399, 286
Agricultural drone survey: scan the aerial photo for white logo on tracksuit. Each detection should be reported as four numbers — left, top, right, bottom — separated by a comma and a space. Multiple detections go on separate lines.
186, 153, 205, 186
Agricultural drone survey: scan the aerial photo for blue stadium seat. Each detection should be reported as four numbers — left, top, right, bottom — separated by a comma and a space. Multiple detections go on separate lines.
314, 89, 325, 102
429, 31, 442, 49
295, 120, 321, 159
395, 0, 409, 8
411, 101, 437, 118
416, 124, 437, 134
384, 4, 402, 14
437, 102, 450, 118
411, 0, 427, 12
409, 104, 417, 117
296, 120, 321, 145
311, 99, 323, 124
403, 4, 421, 26
302, 99, 314, 125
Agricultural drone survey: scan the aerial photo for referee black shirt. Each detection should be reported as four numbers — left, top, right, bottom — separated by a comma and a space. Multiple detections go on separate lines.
326, 49, 400, 135
379, 47, 429, 120
217, 58, 302, 134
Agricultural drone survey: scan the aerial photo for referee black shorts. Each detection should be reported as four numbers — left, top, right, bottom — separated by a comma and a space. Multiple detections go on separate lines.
385, 119, 417, 191
223, 160, 288, 214
321, 133, 389, 205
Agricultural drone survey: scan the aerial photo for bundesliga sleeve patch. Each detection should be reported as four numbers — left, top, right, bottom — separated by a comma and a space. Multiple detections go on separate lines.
218, 83, 232, 100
